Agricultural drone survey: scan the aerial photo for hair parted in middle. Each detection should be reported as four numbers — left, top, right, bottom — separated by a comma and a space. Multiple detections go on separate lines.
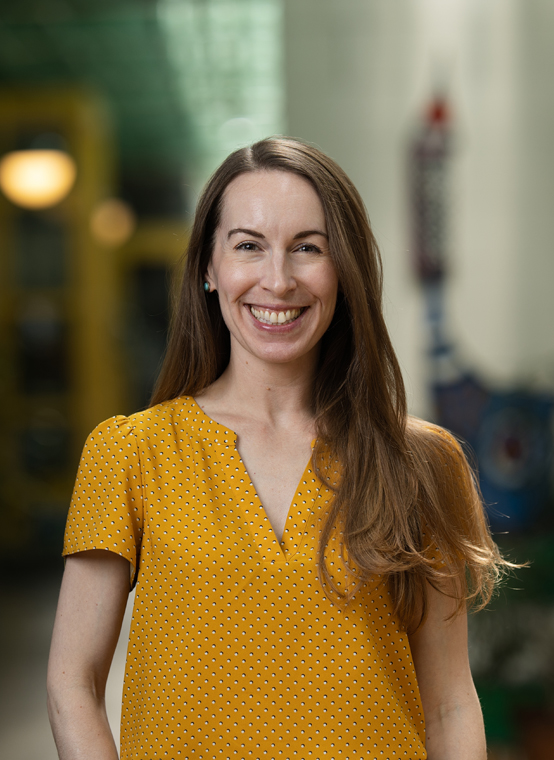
152, 136, 510, 632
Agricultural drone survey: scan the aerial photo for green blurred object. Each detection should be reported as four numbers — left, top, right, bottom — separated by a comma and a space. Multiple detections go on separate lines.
496, 534, 554, 603
158, 0, 284, 186
0, 0, 285, 197
477, 681, 546, 744
470, 532, 554, 751
0, 0, 196, 171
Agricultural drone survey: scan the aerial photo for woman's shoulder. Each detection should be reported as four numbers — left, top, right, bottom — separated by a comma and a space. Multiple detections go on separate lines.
86, 396, 200, 443
407, 415, 464, 449
128, 395, 198, 429
406, 416, 473, 479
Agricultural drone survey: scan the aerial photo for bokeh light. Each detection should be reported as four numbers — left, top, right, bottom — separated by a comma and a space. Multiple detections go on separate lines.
0, 149, 76, 209
90, 198, 136, 247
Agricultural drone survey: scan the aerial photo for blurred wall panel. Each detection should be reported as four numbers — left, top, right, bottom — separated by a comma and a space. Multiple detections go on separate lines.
517, 0, 554, 387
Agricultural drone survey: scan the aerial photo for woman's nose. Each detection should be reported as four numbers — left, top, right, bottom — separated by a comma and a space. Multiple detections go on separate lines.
260, 252, 296, 295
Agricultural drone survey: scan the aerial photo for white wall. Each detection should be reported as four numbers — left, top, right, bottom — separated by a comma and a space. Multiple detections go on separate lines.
284, 0, 554, 417
517, 0, 554, 387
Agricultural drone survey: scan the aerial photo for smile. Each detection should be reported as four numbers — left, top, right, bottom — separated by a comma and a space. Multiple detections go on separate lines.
249, 306, 304, 325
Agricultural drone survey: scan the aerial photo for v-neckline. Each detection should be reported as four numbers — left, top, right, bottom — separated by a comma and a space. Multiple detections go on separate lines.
189, 396, 320, 560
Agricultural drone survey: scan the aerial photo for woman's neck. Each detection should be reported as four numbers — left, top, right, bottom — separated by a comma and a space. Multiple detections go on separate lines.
197, 342, 318, 429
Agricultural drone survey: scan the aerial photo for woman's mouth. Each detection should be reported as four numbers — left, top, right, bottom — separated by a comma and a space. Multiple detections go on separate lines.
249, 306, 305, 325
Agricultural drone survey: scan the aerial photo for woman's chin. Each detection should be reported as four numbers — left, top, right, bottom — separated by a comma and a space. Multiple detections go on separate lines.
232, 336, 320, 368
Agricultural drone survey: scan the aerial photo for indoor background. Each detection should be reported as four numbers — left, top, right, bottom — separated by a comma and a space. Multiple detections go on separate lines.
0, 1, 553, 758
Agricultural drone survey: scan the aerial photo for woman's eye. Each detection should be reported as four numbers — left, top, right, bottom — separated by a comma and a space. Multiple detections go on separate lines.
236, 241, 259, 251
297, 243, 322, 253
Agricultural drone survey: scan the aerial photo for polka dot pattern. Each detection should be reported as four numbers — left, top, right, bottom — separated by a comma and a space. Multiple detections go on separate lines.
64, 397, 428, 759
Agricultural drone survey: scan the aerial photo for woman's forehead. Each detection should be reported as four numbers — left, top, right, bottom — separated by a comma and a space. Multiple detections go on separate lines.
218, 170, 326, 232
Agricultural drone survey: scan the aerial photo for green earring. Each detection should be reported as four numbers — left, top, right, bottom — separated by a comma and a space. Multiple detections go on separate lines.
203, 282, 210, 292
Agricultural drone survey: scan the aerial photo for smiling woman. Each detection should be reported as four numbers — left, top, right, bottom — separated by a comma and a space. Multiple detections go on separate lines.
205, 171, 338, 372
47, 137, 513, 760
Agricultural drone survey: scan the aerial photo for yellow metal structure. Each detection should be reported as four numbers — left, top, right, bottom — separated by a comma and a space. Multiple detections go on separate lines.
117, 220, 188, 414
0, 88, 122, 558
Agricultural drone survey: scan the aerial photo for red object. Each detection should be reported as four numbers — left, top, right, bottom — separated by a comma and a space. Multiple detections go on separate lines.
427, 97, 449, 126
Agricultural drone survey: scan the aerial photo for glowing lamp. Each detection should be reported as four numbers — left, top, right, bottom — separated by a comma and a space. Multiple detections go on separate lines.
90, 198, 136, 247
0, 149, 77, 209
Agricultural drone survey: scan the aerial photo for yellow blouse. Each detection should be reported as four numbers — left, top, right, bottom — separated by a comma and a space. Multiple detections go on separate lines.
64, 397, 428, 759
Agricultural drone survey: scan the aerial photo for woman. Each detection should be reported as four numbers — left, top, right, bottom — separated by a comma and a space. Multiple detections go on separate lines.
48, 137, 509, 760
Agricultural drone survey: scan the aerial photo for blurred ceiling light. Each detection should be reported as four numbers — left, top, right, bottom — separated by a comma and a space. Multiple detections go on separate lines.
0, 149, 77, 209
90, 198, 136, 247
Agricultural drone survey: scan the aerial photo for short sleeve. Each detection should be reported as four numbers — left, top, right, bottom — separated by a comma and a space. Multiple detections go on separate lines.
63, 415, 144, 584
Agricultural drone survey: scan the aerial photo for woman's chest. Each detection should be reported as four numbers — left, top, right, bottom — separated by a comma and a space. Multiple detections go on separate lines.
234, 432, 315, 543
137, 436, 330, 567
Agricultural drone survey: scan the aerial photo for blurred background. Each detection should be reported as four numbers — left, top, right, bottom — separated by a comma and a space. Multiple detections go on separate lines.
0, 0, 553, 758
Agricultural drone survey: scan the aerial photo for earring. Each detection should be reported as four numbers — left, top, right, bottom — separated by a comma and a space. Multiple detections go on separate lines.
203, 281, 210, 292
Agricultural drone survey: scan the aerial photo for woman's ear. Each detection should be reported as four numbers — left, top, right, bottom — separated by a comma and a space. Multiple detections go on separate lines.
205, 260, 217, 293
203, 271, 215, 293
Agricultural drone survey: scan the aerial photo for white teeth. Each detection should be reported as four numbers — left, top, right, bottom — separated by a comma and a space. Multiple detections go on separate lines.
250, 306, 303, 325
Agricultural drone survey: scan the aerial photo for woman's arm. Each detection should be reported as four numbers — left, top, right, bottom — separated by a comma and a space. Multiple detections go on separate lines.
409, 581, 486, 760
47, 550, 130, 760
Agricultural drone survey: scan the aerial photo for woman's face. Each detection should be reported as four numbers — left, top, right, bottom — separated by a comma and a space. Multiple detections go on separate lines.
207, 170, 338, 371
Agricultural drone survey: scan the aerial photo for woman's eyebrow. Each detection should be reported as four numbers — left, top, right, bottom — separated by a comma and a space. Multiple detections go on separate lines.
227, 227, 328, 240
293, 229, 328, 240
227, 227, 265, 239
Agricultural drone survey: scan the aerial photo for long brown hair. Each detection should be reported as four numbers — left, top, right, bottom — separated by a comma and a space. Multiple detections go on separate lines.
151, 136, 511, 632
